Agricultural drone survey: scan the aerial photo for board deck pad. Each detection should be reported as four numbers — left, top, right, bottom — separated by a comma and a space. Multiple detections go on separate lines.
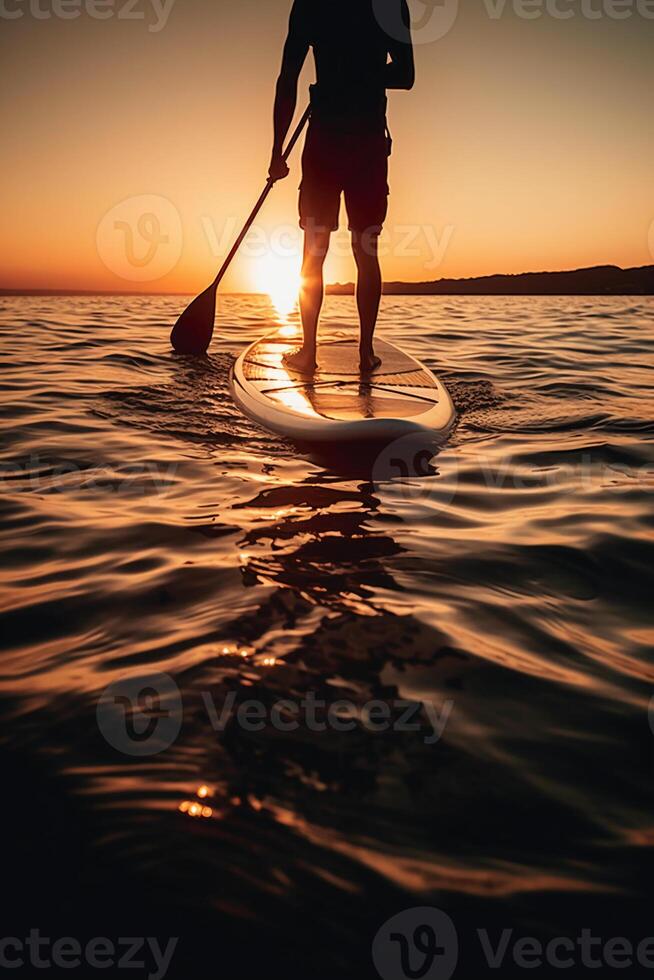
231, 328, 455, 439
242, 333, 441, 421
244, 334, 433, 380
264, 384, 429, 421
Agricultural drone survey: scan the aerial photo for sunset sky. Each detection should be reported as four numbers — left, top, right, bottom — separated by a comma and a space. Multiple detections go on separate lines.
1, 0, 652, 294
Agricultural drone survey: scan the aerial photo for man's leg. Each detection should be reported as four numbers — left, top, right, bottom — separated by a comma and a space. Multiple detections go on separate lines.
283, 226, 331, 374
352, 229, 382, 374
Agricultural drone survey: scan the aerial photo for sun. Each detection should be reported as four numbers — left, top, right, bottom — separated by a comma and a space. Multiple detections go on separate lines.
256, 254, 301, 321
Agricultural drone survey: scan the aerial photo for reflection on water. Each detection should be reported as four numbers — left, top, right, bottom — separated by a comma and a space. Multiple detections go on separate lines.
260, 258, 302, 323
0, 294, 653, 977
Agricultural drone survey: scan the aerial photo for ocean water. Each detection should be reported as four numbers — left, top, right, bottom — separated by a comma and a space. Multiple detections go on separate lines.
1, 293, 653, 977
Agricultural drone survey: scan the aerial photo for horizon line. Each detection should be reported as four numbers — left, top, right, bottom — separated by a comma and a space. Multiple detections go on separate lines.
1, 262, 652, 298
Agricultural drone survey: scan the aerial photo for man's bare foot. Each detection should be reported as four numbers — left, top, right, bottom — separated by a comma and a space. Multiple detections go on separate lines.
282, 347, 317, 374
359, 351, 382, 375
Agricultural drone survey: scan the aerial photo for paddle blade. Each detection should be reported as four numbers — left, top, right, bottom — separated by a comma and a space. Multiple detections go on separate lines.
170, 284, 217, 355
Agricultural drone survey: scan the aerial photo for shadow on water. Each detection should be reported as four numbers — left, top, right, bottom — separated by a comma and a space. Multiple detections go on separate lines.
6, 442, 650, 978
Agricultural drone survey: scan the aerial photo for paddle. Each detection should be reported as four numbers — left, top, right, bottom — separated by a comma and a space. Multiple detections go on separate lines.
170, 104, 312, 355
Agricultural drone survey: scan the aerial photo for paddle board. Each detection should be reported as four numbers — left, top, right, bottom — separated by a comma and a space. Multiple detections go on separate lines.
229, 327, 456, 443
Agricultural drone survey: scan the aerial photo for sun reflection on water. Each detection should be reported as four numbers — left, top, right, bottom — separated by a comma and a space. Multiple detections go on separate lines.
179, 800, 213, 819
255, 255, 301, 323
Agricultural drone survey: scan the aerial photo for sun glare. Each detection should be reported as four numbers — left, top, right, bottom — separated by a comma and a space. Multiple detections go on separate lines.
256, 255, 301, 321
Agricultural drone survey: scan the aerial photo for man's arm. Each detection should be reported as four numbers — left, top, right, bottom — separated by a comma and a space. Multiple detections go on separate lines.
385, 0, 415, 90
269, 1, 310, 181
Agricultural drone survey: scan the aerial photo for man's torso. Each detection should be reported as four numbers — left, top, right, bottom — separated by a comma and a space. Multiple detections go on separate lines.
296, 0, 389, 128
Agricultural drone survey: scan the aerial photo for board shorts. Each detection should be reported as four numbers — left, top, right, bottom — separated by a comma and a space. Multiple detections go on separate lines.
299, 120, 390, 235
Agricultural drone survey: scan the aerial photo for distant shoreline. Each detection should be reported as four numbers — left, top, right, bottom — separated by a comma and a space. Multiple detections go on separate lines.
327, 264, 654, 297
1, 264, 652, 298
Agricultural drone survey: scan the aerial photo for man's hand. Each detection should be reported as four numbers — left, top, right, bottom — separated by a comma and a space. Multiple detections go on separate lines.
268, 154, 290, 183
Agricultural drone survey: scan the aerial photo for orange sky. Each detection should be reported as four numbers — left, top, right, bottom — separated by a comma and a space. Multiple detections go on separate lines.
0, 0, 652, 293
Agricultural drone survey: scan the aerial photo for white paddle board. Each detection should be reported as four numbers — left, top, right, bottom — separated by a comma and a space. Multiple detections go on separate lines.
229, 327, 456, 443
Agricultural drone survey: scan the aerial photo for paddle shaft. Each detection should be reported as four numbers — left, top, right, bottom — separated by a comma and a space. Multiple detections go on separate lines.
212, 104, 311, 290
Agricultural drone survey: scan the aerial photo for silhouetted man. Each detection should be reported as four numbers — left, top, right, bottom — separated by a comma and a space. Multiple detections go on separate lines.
269, 0, 414, 374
